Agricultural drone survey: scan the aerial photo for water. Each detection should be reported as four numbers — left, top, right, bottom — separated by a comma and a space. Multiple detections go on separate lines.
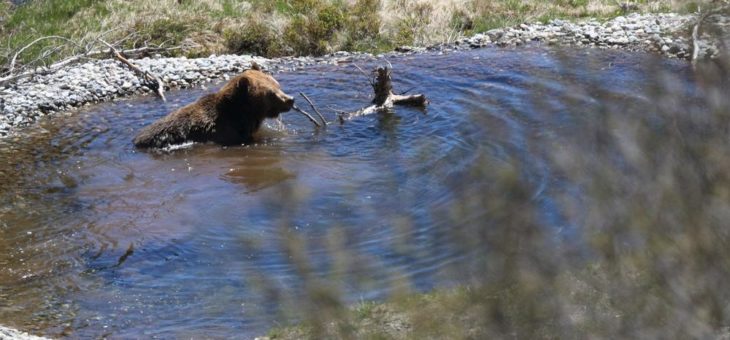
0, 47, 696, 338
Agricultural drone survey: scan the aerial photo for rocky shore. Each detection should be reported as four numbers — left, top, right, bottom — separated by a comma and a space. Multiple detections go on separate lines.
0, 53, 361, 138
0, 12, 725, 139
0, 326, 49, 340
459, 13, 705, 57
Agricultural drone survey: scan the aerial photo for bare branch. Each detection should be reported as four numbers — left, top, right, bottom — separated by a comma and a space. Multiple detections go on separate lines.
100, 39, 167, 101
692, 17, 701, 66
299, 92, 327, 127
0, 43, 183, 86
8, 35, 82, 75
291, 104, 322, 128
353, 63, 375, 87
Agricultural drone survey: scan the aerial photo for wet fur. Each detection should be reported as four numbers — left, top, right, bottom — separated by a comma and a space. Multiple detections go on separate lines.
133, 68, 294, 148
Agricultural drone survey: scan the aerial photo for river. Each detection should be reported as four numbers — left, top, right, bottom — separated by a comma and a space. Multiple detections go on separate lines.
0, 46, 702, 338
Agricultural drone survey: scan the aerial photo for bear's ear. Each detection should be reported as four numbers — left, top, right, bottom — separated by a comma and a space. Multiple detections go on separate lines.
250, 61, 262, 71
235, 76, 250, 97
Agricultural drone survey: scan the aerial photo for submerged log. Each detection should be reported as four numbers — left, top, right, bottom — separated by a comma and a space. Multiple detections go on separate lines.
339, 65, 428, 123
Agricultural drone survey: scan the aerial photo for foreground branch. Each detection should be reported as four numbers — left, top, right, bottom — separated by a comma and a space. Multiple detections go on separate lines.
690, 5, 729, 67
338, 66, 428, 123
692, 7, 704, 66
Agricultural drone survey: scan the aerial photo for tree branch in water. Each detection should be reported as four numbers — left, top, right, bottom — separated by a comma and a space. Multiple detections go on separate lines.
338, 65, 428, 123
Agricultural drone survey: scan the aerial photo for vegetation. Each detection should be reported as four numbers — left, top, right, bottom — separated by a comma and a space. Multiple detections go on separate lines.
0, 0, 713, 70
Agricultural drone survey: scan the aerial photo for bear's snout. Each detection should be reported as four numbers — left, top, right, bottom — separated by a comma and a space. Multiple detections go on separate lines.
266, 91, 295, 118
280, 93, 295, 110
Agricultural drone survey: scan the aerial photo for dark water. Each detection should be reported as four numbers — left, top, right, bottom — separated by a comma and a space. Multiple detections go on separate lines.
0, 47, 694, 338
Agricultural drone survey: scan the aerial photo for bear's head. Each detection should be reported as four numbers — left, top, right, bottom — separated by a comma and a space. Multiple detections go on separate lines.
218, 68, 295, 119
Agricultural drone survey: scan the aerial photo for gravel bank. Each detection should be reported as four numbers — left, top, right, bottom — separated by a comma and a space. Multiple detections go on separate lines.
0, 326, 49, 340
0, 12, 725, 139
457, 13, 700, 58
0, 52, 377, 138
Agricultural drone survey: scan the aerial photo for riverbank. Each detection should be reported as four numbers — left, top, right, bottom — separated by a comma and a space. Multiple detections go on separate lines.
2, 11, 727, 139
0, 0, 709, 64
0, 325, 49, 340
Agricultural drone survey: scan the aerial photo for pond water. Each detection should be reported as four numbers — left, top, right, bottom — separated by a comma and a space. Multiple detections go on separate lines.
0, 47, 696, 338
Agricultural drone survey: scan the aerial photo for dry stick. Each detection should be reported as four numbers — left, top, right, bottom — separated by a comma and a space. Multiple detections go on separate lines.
689, 6, 724, 67
8, 35, 81, 75
99, 39, 166, 102
0, 54, 88, 85
291, 104, 322, 128
352, 63, 375, 87
299, 92, 327, 126
0, 46, 182, 86
692, 12, 702, 66
399, 86, 417, 95
0, 29, 180, 85
688, 5, 725, 66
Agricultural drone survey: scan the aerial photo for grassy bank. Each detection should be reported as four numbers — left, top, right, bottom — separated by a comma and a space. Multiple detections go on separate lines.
0, 0, 710, 72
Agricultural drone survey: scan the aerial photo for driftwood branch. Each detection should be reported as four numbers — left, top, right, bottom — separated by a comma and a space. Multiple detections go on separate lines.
8, 35, 82, 75
0, 46, 178, 86
100, 39, 166, 101
291, 104, 322, 128
1, 30, 184, 87
339, 65, 428, 123
299, 92, 327, 126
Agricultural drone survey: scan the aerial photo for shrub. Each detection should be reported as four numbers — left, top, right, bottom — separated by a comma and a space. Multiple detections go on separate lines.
342, 0, 385, 52
225, 18, 285, 57
134, 18, 193, 48
283, 1, 346, 56
391, 1, 433, 46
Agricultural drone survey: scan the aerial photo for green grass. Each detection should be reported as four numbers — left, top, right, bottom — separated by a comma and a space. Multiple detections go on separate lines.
0, 0, 716, 76
0, 0, 108, 71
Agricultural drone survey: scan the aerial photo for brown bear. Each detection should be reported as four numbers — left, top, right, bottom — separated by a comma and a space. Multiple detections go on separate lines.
133, 66, 295, 148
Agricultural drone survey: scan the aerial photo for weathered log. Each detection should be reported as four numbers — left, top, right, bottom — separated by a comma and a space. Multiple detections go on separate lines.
339, 65, 428, 123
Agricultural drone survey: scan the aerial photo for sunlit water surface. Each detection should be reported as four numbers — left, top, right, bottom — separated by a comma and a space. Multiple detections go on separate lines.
0, 47, 695, 338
